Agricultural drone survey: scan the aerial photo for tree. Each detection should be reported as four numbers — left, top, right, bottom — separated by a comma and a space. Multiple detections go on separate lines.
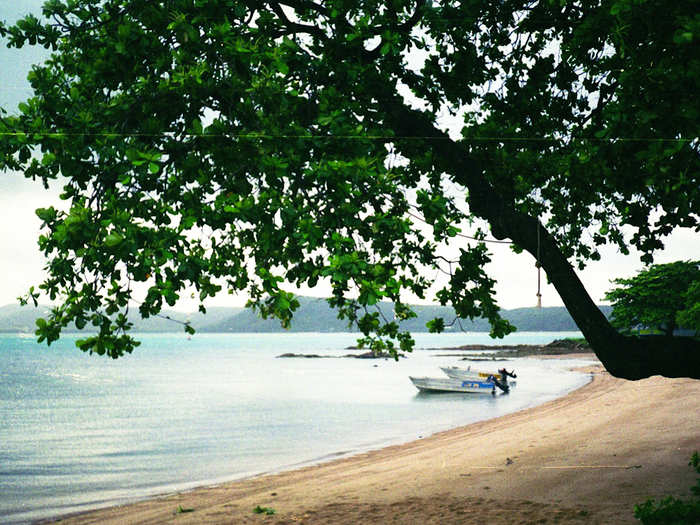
677, 280, 700, 336
605, 261, 700, 336
0, 0, 698, 379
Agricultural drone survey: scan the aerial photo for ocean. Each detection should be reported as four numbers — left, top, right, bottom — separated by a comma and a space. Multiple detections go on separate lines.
0, 331, 594, 524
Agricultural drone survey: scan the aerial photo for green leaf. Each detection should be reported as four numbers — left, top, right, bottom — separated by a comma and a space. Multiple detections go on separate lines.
104, 232, 124, 247
35, 207, 55, 222
426, 317, 445, 333
275, 59, 289, 75
673, 31, 693, 44
41, 152, 56, 166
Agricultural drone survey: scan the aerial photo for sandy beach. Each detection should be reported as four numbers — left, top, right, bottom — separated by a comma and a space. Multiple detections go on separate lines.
51, 361, 700, 525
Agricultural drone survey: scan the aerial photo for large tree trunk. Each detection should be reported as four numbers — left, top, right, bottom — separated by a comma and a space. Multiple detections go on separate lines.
489, 207, 700, 380
387, 101, 700, 380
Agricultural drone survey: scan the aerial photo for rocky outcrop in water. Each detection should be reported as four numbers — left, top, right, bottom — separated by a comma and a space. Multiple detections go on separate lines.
277, 351, 404, 359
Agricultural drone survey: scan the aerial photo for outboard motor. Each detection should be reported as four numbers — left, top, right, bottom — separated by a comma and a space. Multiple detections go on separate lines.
489, 368, 517, 393
499, 368, 517, 380
488, 374, 510, 393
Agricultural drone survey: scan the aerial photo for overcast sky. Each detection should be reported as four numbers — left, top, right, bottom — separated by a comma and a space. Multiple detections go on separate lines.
1, 1, 698, 313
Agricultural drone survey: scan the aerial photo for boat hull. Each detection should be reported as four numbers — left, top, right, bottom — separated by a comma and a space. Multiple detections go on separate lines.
409, 376, 497, 394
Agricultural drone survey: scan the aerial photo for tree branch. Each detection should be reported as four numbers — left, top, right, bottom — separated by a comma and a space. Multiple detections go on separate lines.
269, 2, 329, 41
381, 96, 700, 380
278, 0, 329, 17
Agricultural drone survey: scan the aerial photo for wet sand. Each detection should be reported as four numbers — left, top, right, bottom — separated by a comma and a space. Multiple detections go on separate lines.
51, 362, 700, 524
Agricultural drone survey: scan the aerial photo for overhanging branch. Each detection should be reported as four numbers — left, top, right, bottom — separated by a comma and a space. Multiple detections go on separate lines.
381, 96, 700, 380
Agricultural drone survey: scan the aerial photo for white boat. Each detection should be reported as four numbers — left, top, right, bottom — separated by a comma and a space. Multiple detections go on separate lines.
441, 367, 517, 390
409, 376, 500, 394
440, 366, 499, 381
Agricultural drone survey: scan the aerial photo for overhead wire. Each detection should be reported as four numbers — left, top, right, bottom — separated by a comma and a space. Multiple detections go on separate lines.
0, 130, 693, 143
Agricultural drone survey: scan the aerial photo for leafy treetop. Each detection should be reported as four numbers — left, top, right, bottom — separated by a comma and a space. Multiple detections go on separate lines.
0, 0, 698, 378
605, 261, 700, 337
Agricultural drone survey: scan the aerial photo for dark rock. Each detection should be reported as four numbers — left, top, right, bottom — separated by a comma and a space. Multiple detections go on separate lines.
276, 353, 325, 358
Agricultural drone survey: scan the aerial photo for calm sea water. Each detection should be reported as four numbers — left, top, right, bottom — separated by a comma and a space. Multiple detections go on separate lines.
0, 331, 594, 524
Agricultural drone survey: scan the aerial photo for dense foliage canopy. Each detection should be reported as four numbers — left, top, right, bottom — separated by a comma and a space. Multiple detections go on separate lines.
1, 0, 698, 378
605, 261, 700, 336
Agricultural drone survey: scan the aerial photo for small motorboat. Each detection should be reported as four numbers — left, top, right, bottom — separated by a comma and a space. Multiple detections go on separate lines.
409, 376, 503, 394
441, 366, 517, 391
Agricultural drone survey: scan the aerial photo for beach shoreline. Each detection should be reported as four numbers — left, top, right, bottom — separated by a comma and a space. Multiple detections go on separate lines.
45, 357, 700, 525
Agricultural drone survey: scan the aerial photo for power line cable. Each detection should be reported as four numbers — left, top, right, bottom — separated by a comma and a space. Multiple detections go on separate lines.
0, 131, 693, 143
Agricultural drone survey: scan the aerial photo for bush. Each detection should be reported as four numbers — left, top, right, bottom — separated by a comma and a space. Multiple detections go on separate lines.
634, 452, 700, 524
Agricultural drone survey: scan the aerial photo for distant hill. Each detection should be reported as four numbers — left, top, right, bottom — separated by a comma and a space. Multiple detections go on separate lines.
0, 298, 611, 334
0, 304, 242, 333
201, 296, 352, 332
199, 299, 610, 333
0, 304, 55, 333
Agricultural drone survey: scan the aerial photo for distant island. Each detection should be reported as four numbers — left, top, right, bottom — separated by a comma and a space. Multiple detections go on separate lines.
0, 296, 611, 334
